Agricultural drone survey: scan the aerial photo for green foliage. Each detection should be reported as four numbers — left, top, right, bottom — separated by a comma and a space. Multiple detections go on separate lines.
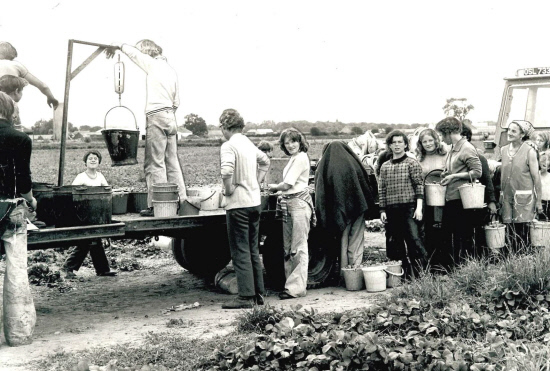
310, 127, 322, 136
184, 113, 208, 137
443, 98, 475, 121
351, 126, 363, 135
32, 118, 76, 134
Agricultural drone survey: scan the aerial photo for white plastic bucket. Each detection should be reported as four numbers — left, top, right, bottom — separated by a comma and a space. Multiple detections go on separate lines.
187, 187, 221, 211
361, 265, 387, 292
385, 261, 404, 288
342, 268, 365, 291
530, 221, 550, 248
484, 224, 506, 251
425, 184, 446, 206
152, 200, 179, 217
458, 182, 485, 209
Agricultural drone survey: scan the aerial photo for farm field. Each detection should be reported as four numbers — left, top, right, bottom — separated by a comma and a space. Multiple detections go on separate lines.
30, 139, 333, 188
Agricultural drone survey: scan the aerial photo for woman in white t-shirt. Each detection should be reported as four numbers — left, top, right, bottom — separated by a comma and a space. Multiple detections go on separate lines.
269, 128, 314, 300
63, 151, 116, 278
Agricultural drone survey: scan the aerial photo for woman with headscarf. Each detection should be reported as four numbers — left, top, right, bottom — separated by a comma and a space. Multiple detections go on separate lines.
500, 120, 543, 251
315, 141, 378, 271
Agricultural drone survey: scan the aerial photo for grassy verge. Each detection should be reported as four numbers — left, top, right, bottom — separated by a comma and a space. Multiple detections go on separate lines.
32, 247, 550, 370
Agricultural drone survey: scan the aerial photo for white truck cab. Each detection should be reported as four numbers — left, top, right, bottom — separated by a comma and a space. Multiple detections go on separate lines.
486, 67, 550, 154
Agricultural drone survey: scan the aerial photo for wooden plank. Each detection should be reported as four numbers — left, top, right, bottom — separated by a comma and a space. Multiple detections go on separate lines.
58, 39, 73, 186
70, 47, 105, 80
72, 40, 117, 48
28, 222, 126, 246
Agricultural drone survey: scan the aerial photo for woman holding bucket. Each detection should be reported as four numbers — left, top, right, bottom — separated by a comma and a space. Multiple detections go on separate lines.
436, 117, 482, 269
415, 128, 447, 267
499, 120, 542, 251
269, 128, 315, 300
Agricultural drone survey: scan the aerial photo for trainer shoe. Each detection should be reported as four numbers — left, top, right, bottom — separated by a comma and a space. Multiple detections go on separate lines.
139, 207, 154, 217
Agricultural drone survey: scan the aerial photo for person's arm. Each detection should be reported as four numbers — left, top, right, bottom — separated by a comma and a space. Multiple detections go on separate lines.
256, 149, 270, 185
220, 144, 237, 196
441, 145, 482, 185
410, 160, 424, 221
120, 44, 154, 73
528, 148, 543, 214
14, 136, 36, 209
379, 165, 387, 223
269, 155, 305, 193
22, 72, 59, 109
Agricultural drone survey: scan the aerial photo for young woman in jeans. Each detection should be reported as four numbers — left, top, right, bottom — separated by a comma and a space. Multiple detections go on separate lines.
379, 130, 427, 279
269, 128, 315, 299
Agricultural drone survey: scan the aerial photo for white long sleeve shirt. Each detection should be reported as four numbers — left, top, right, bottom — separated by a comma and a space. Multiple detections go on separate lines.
220, 133, 270, 210
120, 44, 180, 115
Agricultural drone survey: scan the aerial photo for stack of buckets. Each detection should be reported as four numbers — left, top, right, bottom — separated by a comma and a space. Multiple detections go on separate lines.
152, 183, 179, 217
342, 261, 404, 292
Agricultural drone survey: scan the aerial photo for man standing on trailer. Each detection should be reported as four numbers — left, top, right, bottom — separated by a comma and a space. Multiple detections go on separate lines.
106, 40, 187, 216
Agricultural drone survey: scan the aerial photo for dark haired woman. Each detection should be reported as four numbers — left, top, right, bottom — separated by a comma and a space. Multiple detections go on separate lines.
500, 120, 542, 250
269, 128, 314, 299
219, 109, 270, 309
436, 117, 482, 268
379, 130, 426, 278
64, 150, 116, 278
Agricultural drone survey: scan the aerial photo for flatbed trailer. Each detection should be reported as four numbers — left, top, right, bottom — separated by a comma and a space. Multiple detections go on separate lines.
25, 39, 338, 288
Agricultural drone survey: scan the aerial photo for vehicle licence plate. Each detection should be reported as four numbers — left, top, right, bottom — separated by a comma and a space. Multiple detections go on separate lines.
523, 67, 550, 76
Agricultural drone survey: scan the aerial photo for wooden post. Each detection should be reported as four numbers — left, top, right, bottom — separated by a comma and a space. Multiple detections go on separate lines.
57, 39, 73, 187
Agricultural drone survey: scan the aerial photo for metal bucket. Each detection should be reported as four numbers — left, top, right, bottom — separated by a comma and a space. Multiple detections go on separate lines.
530, 221, 550, 248
72, 186, 113, 225
112, 191, 129, 215
485, 223, 506, 251
32, 182, 56, 226
425, 184, 446, 206
187, 187, 220, 211
53, 185, 78, 227
102, 106, 139, 166
458, 181, 485, 209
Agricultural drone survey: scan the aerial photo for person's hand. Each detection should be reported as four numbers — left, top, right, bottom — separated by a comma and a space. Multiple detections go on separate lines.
223, 184, 237, 196
268, 184, 278, 193
105, 43, 121, 59
380, 211, 387, 223
27, 197, 37, 211
414, 207, 423, 221
440, 174, 454, 186
48, 97, 59, 110
488, 202, 498, 215
537, 204, 544, 215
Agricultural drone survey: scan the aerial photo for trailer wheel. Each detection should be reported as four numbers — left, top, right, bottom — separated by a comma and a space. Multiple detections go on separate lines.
171, 229, 231, 279
307, 228, 338, 289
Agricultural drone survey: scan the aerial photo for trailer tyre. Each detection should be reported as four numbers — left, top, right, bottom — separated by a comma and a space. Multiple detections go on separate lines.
307, 228, 338, 289
171, 229, 231, 279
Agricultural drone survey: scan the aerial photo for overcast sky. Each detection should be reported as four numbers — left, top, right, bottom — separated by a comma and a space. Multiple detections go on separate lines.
2, 0, 550, 132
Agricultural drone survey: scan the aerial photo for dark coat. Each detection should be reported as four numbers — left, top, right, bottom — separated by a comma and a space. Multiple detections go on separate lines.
314, 141, 378, 234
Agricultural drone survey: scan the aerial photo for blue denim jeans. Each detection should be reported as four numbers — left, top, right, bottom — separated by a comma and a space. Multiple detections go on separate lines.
226, 206, 264, 297
145, 111, 187, 207
282, 198, 311, 297
385, 203, 427, 278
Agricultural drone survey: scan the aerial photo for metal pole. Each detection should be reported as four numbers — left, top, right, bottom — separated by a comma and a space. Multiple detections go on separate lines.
57, 39, 74, 186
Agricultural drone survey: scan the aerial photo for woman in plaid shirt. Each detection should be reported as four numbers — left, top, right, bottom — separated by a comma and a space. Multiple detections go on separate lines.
379, 130, 427, 278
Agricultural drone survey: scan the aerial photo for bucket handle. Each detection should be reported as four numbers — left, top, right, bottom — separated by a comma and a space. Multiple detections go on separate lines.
384, 268, 404, 277
104, 105, 139, 130
423, 168, 444, 186
201, 190, 217, 202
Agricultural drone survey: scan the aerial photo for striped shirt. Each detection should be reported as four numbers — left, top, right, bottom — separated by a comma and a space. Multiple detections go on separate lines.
379, 155, 424, 210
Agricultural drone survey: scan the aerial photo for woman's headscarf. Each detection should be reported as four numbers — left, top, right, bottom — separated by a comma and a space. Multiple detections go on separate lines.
314, 141, 378, 234
511, 120, 535, 138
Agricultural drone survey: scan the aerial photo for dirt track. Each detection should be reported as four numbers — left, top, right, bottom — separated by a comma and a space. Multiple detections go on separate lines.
0, 233, 386, 370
